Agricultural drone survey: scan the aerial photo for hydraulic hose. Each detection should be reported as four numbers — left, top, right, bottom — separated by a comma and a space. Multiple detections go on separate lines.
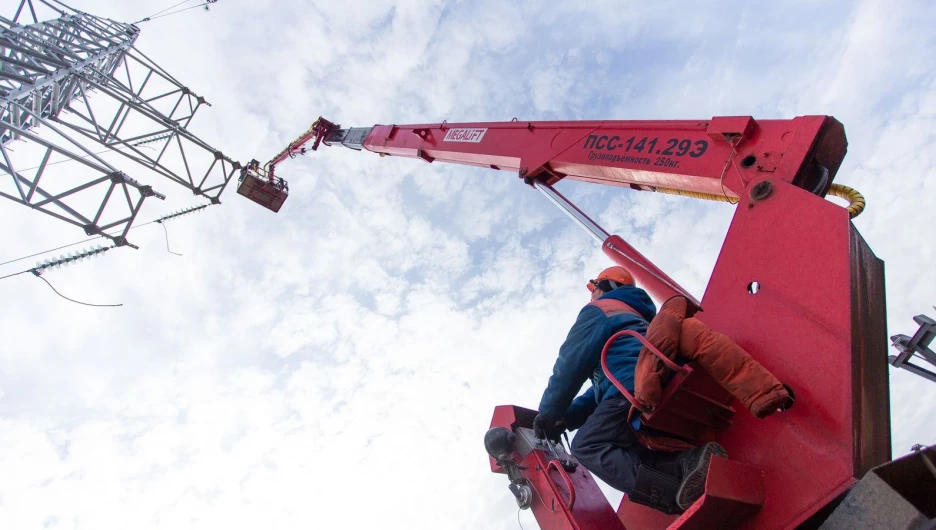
653, 183, 865, 218
826, 183, 866, 219
653, 187, 732, 203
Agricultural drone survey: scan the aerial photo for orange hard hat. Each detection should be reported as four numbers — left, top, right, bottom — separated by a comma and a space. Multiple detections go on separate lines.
587, 266, 635, 292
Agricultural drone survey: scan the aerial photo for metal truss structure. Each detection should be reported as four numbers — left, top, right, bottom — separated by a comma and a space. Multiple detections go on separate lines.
0, 0, 239, 246
890, 313, 936, 383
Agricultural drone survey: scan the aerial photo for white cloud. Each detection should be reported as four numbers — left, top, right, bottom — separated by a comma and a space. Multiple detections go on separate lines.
1, 0, 934, 529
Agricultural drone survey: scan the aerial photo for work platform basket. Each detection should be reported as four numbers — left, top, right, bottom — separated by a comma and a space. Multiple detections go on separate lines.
236, 166, 288, 212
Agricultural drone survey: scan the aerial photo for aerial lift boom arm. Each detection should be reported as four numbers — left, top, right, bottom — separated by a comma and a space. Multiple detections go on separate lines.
245, 115, 915, 529
321, 115, 847, 201
261, 115, 851, 306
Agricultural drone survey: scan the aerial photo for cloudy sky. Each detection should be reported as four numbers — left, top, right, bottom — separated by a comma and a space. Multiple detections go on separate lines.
1, 0, 935, 528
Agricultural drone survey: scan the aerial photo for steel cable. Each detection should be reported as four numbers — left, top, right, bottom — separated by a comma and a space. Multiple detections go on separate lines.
34, 274, 122, 307
134, 0, 193, 23
158, 221, 183, 256
135, 2, 215, 23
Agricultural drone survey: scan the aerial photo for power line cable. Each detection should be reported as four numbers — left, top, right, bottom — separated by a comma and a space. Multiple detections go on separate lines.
148, 3, 210, 20
0, 204, 211, 269
3, 246, 123, 307
1, 205, 210, 310
158, 221, 183, 256
33, 273, 122, 308
0, 270, 29, 281
134, 0, 193, 24
136, 1, 217, 24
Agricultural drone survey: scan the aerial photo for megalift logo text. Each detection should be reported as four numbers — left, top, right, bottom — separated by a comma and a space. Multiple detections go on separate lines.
443, 128, 487, 143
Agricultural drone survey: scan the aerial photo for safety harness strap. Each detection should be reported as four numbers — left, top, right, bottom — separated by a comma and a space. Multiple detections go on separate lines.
589, 298, 644, 320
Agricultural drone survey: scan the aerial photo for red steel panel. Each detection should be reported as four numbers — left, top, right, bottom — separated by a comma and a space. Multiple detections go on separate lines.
617, 455, 764, 529
705, 116, 758, 140
848, 228, 891, 477
611, 180, 887, 530
694, 178, 888, 529
489, 406, 625, 530
470, 117, 886, 530
235, 173, 287, 212
362, 116, 845, 199
491, 180, 888, 529
669, 456, 765, 529
601, 234, 701, 309
617, 498, 679, 530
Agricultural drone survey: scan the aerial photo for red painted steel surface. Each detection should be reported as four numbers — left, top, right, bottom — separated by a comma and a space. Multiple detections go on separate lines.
489, 406, 625, 530
617, 497, 679, 529
603, 234, 701, 309
268, 118, 336, 168
600, 331, 735, 441
489, 181, 889, 529
604, 330, 687, 385
687, 177, 889, 528
309, 115, 845, 308
490, 178, 884, 530
637, 365, 735, 441
547, 460, 577, 511
353, 116, 847, 310
361, 116, 846, 199
256, 110, 894, 526
848, 228, 891, 477
235, 172, 286, 212
340, 113, 887, 528
668, 457, 765, 529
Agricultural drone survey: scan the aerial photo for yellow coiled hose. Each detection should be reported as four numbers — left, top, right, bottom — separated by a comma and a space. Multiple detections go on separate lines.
826, 183, 866, 218
653, 183, 865, 218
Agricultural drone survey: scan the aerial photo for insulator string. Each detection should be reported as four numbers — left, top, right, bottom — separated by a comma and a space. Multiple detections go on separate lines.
0, 203, 212, 269
32, 245, 114, 273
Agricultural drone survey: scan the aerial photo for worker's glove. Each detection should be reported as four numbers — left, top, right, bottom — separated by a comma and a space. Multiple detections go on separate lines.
533, 414, 566, 442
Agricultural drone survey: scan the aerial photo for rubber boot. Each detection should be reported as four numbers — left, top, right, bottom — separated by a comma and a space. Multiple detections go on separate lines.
627, 465, 682, 515
675, 442, 727, 510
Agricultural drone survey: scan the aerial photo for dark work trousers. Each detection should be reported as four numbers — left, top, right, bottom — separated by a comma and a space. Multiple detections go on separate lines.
570, 395, 649, 494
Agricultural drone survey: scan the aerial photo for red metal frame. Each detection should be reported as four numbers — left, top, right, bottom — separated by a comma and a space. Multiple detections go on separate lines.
265, 118, 338, 181
547, 460, 577, 511
356, 116, 845, 197
308, 114, 844, 306
490, 405, 626, 530
599, 330, 736, 443
489, 179, 889, 529
601, 234, 700, 308
268, 114, 889, 528
276, 115, 845, 201
600, 329, 688, 412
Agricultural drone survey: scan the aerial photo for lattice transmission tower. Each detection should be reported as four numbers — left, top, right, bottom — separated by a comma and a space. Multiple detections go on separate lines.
0, 0, 239, 247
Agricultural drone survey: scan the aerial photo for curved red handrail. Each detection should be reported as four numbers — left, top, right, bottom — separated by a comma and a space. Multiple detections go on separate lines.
600, 329, 689, 412
547, 460, 576, 511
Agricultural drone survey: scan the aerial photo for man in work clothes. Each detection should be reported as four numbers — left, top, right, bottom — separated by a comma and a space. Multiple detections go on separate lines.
532, 266, 726, 514
534, 265, 793, 513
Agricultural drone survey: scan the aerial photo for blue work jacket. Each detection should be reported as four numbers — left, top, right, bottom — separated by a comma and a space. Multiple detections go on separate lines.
538, 285, 657, 430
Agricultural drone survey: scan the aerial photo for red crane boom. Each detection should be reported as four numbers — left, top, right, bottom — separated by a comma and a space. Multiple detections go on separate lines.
323, 115, 845, 201
237, 115, 929, 529
240, 115, 852, 305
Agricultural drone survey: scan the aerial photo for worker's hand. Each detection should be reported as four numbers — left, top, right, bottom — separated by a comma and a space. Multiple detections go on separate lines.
533, 414, 566, 442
